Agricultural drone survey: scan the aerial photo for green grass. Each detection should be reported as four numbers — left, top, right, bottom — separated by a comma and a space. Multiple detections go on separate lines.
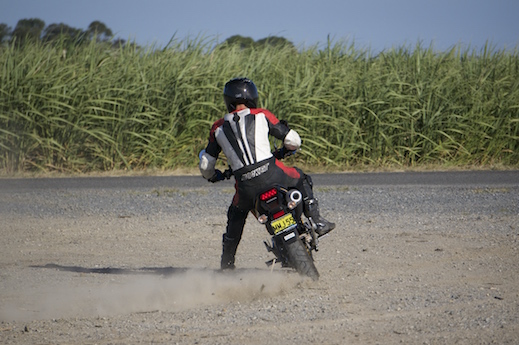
0, 38, 518, 173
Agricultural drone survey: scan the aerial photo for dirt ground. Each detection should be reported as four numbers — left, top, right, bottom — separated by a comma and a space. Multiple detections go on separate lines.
0, 175, 518, 344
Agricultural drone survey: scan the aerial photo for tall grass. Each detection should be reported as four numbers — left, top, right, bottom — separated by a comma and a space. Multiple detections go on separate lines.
1, 38, 518, 173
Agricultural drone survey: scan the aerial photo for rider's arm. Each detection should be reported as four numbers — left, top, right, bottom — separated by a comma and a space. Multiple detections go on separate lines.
199, 149, 217, 179
262, 109, 301, 151
283, 129, 301, 151
199, 119, 223, 180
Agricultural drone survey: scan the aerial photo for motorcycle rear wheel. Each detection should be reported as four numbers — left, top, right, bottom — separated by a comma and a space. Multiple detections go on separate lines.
285, 237, 320, 281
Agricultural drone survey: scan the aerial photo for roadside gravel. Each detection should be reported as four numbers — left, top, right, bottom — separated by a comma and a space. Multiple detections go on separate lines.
0, 174, 518, 344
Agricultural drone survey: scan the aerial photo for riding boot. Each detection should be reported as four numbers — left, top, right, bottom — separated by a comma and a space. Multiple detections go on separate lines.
304, 199, 336, 237
220, 205, 248, 270
221, 233, 239, 270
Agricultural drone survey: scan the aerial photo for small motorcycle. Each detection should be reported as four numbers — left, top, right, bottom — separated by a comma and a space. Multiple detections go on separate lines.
218, 149, 321, 280
253, 183, 320, 281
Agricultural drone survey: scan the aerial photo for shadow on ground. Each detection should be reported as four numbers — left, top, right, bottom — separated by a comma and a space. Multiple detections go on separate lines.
31, 263, 270, 277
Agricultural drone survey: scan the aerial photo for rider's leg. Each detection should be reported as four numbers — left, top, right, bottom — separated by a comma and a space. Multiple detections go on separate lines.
299, 174, 336, 237
221, 204, 248, 269
272, 161, 336, 237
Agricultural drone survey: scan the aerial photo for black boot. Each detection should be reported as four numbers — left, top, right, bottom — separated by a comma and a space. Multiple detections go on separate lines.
221, 233, 239, 270
305, 199, 335, 237
220, 205, 248, 269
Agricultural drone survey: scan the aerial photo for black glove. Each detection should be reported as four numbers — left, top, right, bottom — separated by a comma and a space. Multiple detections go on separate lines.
208, 170, 225, 183
273, 146, 296, 160
273, 147, 285, 160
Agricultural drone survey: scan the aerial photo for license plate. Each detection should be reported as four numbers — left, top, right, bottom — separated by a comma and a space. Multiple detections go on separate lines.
271, 214, 296, 234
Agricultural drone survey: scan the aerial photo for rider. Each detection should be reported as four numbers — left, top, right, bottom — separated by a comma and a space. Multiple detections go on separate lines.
199, 77, 335, 270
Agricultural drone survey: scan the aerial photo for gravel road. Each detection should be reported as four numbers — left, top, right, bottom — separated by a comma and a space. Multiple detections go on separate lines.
1, 171, 518, 344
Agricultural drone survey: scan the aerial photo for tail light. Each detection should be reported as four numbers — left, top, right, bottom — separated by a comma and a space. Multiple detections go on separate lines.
260, 188, 277, 201
273, 210, 285, 219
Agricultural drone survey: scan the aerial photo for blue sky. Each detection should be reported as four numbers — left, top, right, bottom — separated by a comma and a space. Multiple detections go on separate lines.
2, 0, 519, 52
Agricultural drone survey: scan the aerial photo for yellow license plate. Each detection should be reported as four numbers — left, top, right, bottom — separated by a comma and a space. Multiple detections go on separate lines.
271, 214, 296, 234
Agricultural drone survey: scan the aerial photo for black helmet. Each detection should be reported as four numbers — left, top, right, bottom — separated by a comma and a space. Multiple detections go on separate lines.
223, 77, 259, 112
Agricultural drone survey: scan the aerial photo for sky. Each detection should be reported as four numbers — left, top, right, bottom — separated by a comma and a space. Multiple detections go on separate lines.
2, 0, 519, 52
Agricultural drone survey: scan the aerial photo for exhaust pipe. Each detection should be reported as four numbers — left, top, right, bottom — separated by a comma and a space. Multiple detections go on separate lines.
287, 189, 302, 209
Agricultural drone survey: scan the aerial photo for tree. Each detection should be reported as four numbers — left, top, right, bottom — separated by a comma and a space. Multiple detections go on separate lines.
86, 21, 113, 42
42, 23, 83, 43
0, 23, 11, 43
223, 35, 255, 49
11, 18, 45, 45
218, 35, 295, 51
256, 36, 295, 49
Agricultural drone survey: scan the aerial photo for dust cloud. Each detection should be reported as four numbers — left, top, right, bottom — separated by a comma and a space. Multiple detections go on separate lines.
0, 269, 302, 322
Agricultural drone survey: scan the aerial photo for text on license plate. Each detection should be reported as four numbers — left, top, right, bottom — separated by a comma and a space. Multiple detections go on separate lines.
271, 214, 296, 234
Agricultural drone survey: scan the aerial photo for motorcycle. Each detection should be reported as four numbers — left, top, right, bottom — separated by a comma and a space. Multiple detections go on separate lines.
254, 183, 321, 281
217, 147, 321, 281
